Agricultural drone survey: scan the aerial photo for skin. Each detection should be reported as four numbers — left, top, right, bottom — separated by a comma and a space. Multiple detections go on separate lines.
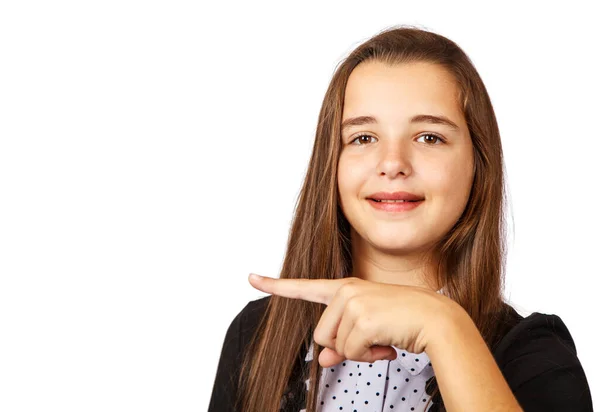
248, 274, 522, 411
337, 60, 474, 290
246, 61, 524, 410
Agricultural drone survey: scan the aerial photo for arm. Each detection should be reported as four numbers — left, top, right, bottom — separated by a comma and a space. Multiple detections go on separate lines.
208, 297, 272, 412
424, 300, 523, 412
208, 306, 245, 412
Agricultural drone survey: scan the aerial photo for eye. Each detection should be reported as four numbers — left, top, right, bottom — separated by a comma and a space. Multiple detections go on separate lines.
417, 133, 446, 145
349, 133, 377, 145
349, 133, 446, 145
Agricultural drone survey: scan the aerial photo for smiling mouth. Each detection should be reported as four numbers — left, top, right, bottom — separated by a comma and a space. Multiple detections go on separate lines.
368, 199, 422, 203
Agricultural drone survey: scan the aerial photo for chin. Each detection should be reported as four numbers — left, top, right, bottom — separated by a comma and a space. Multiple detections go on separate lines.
370, 222, 420, 238
367, 232, 421, 251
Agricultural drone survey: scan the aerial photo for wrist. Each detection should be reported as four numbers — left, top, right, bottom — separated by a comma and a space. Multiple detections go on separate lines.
423, 295, 469, 352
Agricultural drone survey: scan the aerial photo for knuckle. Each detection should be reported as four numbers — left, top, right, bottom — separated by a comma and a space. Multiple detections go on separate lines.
347, 295, 366, 316
313, 328, 326, 346
338, 281, 359, 299
355, 315, 372, 333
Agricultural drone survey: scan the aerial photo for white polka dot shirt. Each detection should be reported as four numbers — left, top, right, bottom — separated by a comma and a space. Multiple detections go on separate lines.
301, 341, 435, 411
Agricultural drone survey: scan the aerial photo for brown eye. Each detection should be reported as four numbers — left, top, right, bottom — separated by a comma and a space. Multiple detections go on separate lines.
350, 134, 376, 145
417, 133, 445, 145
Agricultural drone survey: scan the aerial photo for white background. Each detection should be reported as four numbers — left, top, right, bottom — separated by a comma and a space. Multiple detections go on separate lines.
1, 1, 598, 410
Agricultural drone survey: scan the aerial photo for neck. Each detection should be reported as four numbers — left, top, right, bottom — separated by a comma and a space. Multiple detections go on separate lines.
349, 230, 441, 291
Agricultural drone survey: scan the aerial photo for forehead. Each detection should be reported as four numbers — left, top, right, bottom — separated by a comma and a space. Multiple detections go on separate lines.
343, 61, 463, 120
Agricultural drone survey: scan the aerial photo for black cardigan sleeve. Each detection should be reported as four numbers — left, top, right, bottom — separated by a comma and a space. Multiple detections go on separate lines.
493, 312, 593, 412
208, 297, 271, 412
208, 302, 246, 412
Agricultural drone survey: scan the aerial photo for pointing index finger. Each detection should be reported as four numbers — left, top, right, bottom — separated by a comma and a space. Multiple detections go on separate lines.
248, 273, 337, 305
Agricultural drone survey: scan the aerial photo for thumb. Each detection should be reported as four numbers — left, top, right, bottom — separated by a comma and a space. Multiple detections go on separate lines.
370, 345, 398, 361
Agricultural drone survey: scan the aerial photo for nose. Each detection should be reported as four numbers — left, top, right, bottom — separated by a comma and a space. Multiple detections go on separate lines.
376, 146, 412, 178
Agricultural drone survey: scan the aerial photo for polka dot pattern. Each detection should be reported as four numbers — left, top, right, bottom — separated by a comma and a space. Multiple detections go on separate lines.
296, 288, 444, 412
300, 342, 436, 411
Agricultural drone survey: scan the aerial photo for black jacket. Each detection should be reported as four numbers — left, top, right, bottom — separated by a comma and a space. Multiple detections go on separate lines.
209, 296, 593, 411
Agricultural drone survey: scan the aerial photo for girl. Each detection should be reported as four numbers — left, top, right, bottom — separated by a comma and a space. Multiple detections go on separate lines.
209, 25, 593, 412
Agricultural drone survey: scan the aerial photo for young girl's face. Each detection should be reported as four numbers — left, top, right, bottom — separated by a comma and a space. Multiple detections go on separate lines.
338, 60, 474, 257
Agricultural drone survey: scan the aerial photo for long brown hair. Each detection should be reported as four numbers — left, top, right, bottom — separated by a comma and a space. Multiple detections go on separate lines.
236, 24, 513, 412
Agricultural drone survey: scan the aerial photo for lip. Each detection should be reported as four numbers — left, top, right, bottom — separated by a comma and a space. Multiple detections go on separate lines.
367, 198, 424, 212
367, 191, 424, 201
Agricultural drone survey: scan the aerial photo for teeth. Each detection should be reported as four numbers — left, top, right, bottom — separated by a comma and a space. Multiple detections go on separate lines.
375, 199, 408, 203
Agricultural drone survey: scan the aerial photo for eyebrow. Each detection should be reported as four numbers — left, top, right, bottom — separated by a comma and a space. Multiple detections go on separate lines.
341, 114, 460, 132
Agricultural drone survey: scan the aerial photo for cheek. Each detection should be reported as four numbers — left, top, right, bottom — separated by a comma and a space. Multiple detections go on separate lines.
427, 160, 473, 209
337, 156, 366, 196
337, 156, 371, 220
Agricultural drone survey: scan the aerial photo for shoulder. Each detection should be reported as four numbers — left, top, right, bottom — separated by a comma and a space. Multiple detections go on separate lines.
215, 295, 272, 362
208, 296, 272, 411
492, 305, 593, 411
231, 295, 272, 347
237, 295, 271, 325
493, 306, 579, 373
242, 295, 271, 319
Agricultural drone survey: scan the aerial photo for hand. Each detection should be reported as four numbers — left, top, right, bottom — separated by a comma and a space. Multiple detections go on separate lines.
247, 273, 447, 368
